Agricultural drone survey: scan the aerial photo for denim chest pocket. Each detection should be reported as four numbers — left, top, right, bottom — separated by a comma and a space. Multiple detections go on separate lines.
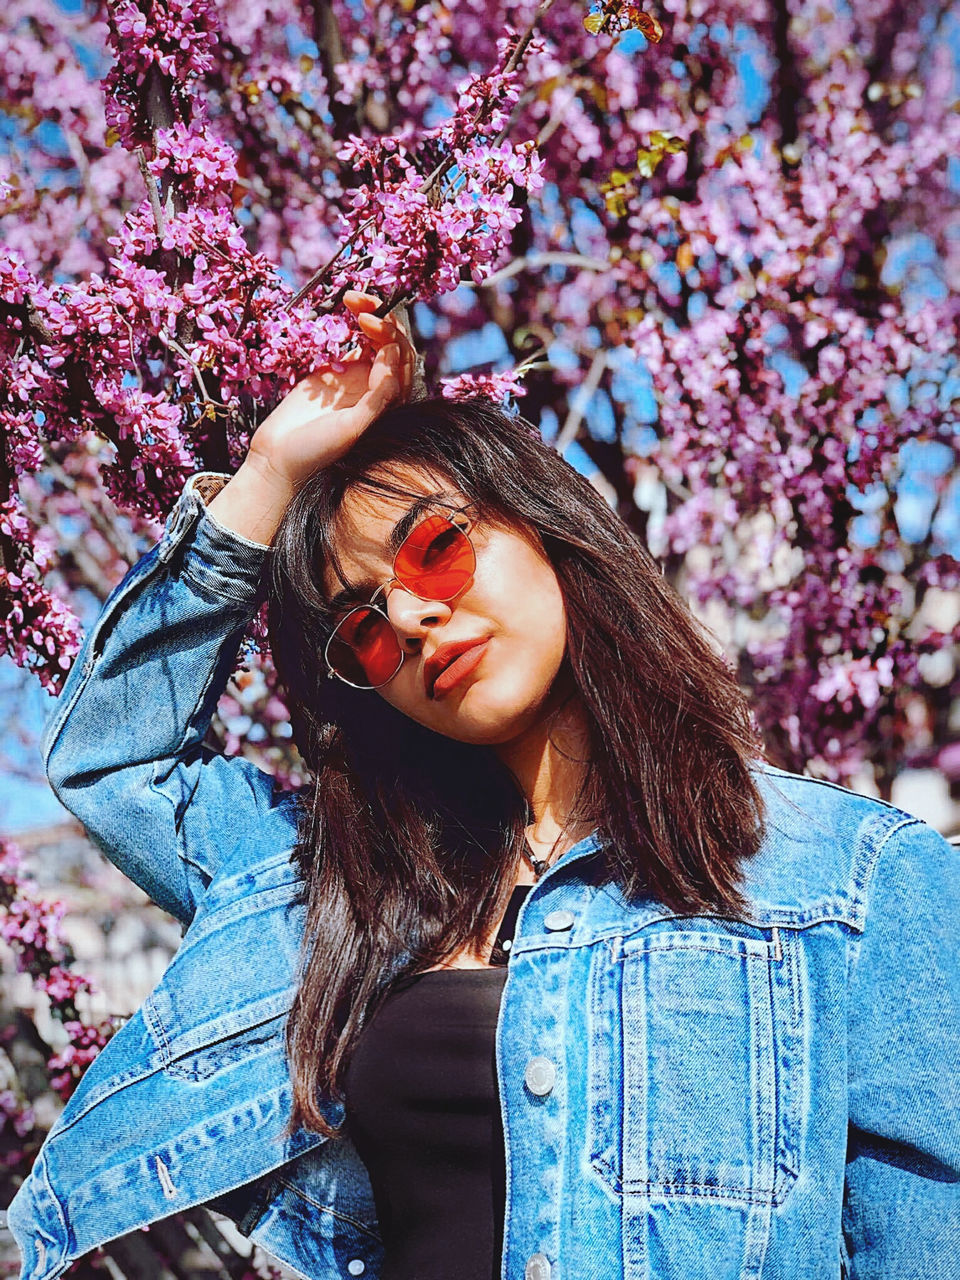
147, 991, 290, 1081
587, 927, 801, 1207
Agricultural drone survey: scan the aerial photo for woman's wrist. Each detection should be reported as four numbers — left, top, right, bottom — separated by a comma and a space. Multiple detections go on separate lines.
204, 454, 298, 549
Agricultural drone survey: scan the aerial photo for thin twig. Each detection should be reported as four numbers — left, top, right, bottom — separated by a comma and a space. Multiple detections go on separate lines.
157, 331, 215, 406
64, 131, 112, 247
40, 457, 141, 568
136, 146, 166, 243
504, 0, 558, 75
555, 349, 606, 452
476, 250, 611, 289
287, 214, 379, 308
418, 0, 559, 198
536, 80, 585, 147
492, 52, 591, 152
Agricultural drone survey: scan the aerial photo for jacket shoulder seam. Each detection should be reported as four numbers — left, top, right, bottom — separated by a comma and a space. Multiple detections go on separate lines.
752, 768, 923, 931
847, 814, 923, 932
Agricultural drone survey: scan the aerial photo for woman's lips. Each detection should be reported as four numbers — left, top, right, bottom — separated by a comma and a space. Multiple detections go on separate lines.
430, 638, 491, 700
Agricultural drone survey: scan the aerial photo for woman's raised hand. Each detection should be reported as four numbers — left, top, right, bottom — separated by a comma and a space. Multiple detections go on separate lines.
205, 291, 417, 547
246, 290, 417, 491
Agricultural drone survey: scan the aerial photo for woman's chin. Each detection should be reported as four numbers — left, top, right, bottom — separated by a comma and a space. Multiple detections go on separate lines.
423, 678, 560, 746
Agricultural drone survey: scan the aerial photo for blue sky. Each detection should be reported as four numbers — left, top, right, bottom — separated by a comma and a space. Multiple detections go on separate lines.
1, 660, 70, 833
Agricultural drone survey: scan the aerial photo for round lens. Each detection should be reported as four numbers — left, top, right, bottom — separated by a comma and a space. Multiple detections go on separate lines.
327, 607, 402, 687
395, 514, 475, 599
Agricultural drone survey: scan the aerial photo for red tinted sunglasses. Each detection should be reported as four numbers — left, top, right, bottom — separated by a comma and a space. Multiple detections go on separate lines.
323, 502, 478, 689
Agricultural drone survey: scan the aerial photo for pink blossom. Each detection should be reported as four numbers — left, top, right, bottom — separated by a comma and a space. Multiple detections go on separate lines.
440, 370, 529, 404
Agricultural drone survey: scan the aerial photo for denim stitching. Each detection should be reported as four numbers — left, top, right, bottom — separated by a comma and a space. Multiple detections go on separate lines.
154, 1155, 178, 1199
275, 1176, 384, 1240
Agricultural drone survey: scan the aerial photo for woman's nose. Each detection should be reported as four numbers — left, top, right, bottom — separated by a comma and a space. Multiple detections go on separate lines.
385, 585, 454, 646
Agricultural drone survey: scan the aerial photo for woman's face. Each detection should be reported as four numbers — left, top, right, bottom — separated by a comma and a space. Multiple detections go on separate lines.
321, 465, 569, 746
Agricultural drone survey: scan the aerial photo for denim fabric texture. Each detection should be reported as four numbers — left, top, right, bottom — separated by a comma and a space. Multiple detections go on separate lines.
5, 472, 959, 1280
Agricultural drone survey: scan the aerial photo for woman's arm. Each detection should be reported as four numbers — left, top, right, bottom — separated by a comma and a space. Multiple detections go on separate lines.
203, 450, 296, 547
40, 290, 416, 928
41, 469, 290, 928
843, 816, 960, 1278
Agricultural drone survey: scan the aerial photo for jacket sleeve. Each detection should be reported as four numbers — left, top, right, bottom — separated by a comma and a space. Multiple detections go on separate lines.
843, 814, 960, 1278
40, 472, 301, 928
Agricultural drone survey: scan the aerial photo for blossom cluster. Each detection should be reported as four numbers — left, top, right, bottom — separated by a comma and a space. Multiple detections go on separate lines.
451, 34, 526, 138
0, 839, 114, 1105
103, 0, 219, 146
0, 0, 956, 795
148, 120, 239, 201
328, 40, 545, 301
0, 250, 87, 687
334, 135, 544, 299
614, 0, 959, 778
440, 369, 529, 404
0, 550, 82, 692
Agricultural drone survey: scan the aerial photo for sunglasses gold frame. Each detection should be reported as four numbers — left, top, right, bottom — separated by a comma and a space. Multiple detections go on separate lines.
323, 500, 479, 689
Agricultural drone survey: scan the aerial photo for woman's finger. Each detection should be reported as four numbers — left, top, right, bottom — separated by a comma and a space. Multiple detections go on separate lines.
400, 337, 415, 399
403, 323, 418, 392
356, 311, 388, 336
371, 341, 401, 377
354, 309, 417, 399
359, 343, 402, 414
378, 319, 414, 397
357, 311, 408, 351
343, 289, 383, 315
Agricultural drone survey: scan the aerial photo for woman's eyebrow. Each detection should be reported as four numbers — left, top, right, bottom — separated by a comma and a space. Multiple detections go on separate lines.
326, 492, 455, 612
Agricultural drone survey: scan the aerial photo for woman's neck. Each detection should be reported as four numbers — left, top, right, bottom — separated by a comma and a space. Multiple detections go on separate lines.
494, 676, 594, 858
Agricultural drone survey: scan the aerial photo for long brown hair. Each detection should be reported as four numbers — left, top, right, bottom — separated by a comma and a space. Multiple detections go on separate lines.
266, 395, 767, 1138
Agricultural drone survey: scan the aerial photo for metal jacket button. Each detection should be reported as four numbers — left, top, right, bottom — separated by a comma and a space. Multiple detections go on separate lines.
347, 1260, 365, 1276
543, 909, 575, 931
525, 1252, 552, 1280
524, 1056, 556, 1095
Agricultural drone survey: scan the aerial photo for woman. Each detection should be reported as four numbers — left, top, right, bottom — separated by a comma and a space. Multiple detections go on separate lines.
7, 292, 959, 1280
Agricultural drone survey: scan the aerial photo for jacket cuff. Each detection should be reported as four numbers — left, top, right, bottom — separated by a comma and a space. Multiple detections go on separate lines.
160, 472, 271, 606
184, 471, 274, 552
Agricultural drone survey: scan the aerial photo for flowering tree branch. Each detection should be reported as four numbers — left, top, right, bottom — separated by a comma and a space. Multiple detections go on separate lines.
0, 0, 956, 788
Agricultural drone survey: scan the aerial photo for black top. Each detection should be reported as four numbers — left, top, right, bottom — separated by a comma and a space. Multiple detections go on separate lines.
343, 884, 533, 1280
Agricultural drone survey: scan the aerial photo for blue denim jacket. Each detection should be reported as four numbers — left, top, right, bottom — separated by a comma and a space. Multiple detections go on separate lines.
6, 473, 960, 1280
